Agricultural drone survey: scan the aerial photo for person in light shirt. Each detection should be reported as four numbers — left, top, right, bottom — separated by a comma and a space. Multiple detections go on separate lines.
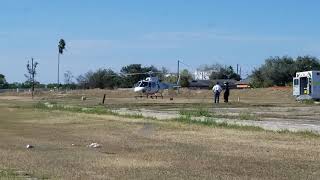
212, 82, 222, 104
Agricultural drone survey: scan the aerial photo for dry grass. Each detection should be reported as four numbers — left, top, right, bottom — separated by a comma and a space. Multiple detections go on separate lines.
0, 88, 319, 179
1, 87, 296, 104
0, 103, 320, 179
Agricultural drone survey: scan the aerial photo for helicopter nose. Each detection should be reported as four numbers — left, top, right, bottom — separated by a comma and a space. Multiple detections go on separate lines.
134, 87, 144, 92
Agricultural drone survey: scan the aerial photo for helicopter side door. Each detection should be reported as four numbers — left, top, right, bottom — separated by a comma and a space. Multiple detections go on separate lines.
149, 82, 158, 93
146, 82, 151, 92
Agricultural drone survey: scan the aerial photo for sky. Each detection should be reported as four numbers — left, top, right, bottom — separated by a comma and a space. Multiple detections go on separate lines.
1, 0, 320, 83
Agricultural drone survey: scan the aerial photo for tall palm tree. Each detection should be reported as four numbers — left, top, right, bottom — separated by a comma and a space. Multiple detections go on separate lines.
57, 39, 66, 86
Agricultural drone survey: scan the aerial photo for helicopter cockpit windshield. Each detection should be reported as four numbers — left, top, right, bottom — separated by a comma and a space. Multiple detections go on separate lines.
140, 81, 149, 87
134, 81, 142, 87
134, 81, 149, 88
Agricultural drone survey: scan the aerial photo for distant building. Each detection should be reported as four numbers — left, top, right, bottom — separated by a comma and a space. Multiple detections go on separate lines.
189, 80, 211, 89
212, 79, 237, 89
189, 79, 238, 89
235, 77, 251, 89
194, 70, 215, 80
235, 82, 251, 89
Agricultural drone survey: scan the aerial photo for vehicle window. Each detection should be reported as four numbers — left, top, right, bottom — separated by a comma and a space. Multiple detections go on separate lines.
135, 81, 141, 87
140, 82, 148, 87
294, 79, 299, 85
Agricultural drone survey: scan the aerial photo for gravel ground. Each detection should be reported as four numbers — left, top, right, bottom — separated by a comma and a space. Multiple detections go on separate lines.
115, 106, 320, 133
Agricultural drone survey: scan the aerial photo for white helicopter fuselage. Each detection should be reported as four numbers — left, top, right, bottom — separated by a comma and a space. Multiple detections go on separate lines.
134, 77, 172, 95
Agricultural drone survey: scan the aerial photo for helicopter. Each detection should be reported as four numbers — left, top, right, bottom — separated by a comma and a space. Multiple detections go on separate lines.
108, 61, 187, 98
131, 72, 180, 99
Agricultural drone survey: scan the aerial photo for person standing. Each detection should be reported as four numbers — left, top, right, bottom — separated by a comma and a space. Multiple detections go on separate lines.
224, 82, 230, 103
212, 82, 222, 104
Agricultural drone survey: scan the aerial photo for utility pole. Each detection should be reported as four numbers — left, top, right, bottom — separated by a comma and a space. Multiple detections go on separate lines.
239, 66, 242, 80
177, 60, 180, 83
237, 64, 239, 75
57, 52, 60, 87
177, 60, 180, 93
31, 58, 35, 99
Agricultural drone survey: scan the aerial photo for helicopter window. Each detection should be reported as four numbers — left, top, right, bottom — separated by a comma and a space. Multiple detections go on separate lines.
135, 81, 142, 87
140, 82, 148, 87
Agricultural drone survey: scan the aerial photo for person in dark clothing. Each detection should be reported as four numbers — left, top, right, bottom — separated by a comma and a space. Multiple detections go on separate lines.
224, 82, 230, 103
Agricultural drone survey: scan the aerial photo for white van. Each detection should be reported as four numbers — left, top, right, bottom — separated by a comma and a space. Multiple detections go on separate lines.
293, 71, 320, 100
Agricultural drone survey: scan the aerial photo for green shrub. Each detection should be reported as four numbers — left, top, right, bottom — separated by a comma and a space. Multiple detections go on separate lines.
174, 116, 263, 131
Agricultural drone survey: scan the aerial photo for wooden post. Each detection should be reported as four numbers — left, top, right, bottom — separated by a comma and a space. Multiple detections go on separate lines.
102, 94, 106, 104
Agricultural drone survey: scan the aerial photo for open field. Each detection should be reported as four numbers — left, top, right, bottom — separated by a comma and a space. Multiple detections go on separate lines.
1, 88, 320, 179
2, 87, 319, 132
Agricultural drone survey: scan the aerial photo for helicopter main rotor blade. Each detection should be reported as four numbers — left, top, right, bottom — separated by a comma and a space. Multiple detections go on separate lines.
87, 71, 179, 77
120, 71, 164, 76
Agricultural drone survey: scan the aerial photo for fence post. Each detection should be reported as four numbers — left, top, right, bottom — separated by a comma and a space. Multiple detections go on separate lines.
102, 94, 106, 104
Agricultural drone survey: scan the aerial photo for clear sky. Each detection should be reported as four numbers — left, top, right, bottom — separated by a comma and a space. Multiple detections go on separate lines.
1, 0, 320, 83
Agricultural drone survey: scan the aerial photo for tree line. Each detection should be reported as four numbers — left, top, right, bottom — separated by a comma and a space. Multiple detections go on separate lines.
77, 64, 182, 89
72, 63, 241, 89
0, 63, 240, 89
2, 55, 318, 90
0, 64, 184, 89
250, 56, 320, 87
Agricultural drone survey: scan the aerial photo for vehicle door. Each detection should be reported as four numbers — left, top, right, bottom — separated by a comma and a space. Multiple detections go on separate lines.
293, 77, 300, 96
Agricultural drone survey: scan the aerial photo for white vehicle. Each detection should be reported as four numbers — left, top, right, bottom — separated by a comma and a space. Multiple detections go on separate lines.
133, 74, 180, 98
293, 71, 320, 100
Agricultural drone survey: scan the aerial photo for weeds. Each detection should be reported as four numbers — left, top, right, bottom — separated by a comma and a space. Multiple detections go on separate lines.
122, 113, 144, 119
296, 130, 320, 138
0, 169, 44, 179
0, 169, 17, 178
179, 107, 212, 117
174, 115, 264, 131
34, 102, 156, 120
286, 108, 297, 112
175, 115, 320, 137
34, 102, 118, 116
301, 99, 315, 105
239, 112, 261, 121
33, 102, 320, 138
277, 129, 320, 138
179, 107, 262, 121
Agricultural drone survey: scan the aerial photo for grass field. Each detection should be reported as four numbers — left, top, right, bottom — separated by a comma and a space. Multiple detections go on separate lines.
0, 88, 320, 179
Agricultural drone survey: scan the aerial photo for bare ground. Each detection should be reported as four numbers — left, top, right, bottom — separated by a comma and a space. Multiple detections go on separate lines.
113, 105, 320, 133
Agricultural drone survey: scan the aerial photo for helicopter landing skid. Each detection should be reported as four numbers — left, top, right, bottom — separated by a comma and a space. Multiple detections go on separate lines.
135, 94, 164, 99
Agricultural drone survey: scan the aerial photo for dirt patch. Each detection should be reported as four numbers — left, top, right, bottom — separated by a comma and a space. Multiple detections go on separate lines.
0, 96, 31, 100
114, 105, 320, 133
